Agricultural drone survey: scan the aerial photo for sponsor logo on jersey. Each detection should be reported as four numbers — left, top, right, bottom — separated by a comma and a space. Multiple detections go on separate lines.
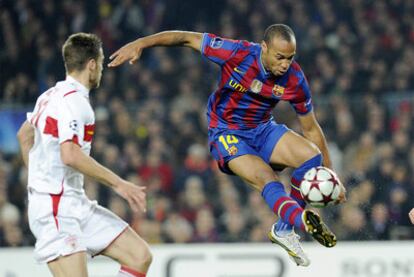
250, 79, 263, 94
272, 84, 285, 96
210, 37, 224, 49
229, 79, 247, 93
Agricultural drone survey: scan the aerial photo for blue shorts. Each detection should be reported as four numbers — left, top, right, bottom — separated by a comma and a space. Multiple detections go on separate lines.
208, 121, 290, 175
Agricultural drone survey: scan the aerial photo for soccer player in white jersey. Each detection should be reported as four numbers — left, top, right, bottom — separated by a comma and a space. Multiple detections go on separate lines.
17, 33, 152, 277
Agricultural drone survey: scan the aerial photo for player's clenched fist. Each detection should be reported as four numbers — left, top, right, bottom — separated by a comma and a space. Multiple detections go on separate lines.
114, 180, 147, 213
108, 40, 143, 67
409, 208, 414, 224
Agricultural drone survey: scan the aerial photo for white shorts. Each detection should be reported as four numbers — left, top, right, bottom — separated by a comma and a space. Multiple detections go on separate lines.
28, 188, 128, 264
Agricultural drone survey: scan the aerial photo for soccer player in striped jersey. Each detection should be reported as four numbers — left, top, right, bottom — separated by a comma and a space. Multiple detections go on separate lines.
109, 24, 346, 266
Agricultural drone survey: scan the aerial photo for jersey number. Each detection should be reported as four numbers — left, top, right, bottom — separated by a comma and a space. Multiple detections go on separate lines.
218, 135, 239, 150
31, 88, 55, 127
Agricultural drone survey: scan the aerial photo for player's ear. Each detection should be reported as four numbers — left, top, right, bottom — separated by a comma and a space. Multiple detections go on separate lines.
87, 59, 97, 71
261, 41, 268, 53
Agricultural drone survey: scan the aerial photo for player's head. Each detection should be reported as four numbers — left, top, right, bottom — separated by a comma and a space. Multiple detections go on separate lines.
261, 24, 296, 76
62, 33, 103, 89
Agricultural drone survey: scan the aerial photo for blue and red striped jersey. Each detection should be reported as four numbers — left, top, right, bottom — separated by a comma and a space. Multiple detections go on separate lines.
201, 33, 313, 130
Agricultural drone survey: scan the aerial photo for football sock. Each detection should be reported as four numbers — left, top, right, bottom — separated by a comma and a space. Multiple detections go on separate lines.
290, 154, 323, 208
275, 154, 323, 235
262, 181, 304, 230
117, 265, 146, 277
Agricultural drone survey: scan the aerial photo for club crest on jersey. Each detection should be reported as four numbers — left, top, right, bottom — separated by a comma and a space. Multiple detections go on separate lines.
228, 145, 238, 156
272, 84, 285, 97
250, 79, 263, 94
210, 37, 224, 49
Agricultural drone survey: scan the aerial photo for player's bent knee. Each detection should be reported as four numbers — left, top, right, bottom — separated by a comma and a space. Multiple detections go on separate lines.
262, 171, 278, 183
47, 252, 88, 277
303, 141, 321, 161
144, 250, 153, 268
309, 148, 321, 160
139, 246, 153, 268
254, 170, 278, 189
124, 242, 153, 271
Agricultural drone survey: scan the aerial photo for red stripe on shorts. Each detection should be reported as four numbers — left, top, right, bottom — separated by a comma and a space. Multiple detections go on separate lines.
50, 181, 64, 229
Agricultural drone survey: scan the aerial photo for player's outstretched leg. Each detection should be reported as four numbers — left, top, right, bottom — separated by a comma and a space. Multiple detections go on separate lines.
268, 223, 310, 266
290, 154, 323, 209
102, 227, 152, 276
262, 181, 336, 265
302, 209, 337, 248
227, 155, 316, 266
262, 181, 310, 266
262, 181, 305, 229
271, 153, 324, 258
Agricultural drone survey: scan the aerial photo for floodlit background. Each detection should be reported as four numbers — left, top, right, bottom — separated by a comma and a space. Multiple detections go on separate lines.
0, 0, 413, 276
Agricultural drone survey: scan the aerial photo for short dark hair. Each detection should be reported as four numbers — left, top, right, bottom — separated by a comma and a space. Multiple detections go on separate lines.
263, 24, 295, 44
62, 33, 102, 73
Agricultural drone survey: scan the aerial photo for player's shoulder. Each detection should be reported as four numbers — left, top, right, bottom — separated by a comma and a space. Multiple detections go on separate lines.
204, 33, 254, 49
242, 40, 260, 53
53, 80, 86, 103
56, 80, 76, 96
290, 61, 304, 74
287, 61, 306, 81
287, 61, 311, 99
227, 40, 257, 60
51, 81, 91, 116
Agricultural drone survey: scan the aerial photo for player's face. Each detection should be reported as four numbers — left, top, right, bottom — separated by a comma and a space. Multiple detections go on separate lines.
90, 48, 104, 89
261, 36, 296, 76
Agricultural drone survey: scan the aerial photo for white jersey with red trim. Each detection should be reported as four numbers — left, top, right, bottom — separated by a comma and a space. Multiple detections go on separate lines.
27, 76, 95, 194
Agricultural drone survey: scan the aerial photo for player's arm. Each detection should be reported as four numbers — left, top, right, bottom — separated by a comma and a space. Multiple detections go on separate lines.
59, 94, 146, 212
17, 121, 35, 167
297, 112, 332, 168
290, 71, 333, 169
60, 141, 146, 212
298, 112, 346, 204
108, 31, 203, 67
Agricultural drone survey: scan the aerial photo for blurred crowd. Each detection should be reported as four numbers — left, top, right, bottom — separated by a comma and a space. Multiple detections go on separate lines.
0, 0, 414, 247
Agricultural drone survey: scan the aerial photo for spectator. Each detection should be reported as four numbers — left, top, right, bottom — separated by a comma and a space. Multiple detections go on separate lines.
0, 0, 414, 245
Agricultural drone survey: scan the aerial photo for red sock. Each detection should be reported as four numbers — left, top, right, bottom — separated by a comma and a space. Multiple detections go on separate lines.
118, 265, 146, 277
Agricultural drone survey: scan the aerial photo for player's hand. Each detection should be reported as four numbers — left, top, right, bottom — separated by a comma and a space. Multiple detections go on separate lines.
113, 179, 147, 213
108, 40, 143, 67
335, 181, 347, 205
409, 208, 414, 224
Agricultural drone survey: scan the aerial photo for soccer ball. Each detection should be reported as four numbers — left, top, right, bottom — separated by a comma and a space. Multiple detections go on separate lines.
300, 166, 341, 208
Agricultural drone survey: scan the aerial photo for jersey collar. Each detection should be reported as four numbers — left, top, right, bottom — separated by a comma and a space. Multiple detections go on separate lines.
66, 75, 90, 98
258, 49, 271, 79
